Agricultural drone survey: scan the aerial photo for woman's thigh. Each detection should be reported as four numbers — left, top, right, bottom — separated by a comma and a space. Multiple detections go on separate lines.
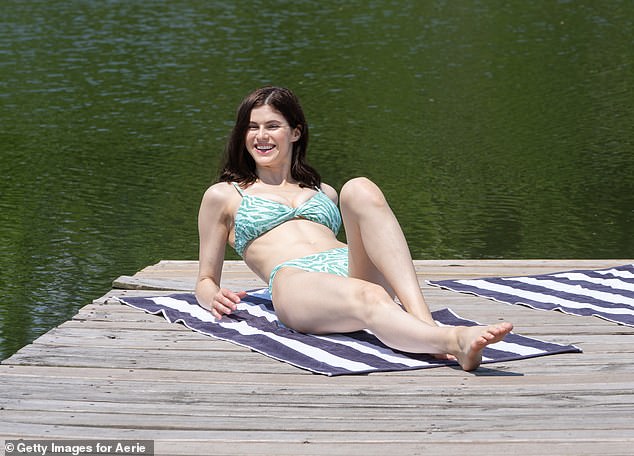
339, 178, 395, 296
271, 267, 391, 334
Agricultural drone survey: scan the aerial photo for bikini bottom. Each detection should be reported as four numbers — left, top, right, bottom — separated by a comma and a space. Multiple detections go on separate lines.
268, 247, 349, 295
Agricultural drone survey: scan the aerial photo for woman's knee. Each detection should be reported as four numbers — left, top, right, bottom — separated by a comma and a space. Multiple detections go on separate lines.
350, 281, 393, 324
340, 177, 387, 211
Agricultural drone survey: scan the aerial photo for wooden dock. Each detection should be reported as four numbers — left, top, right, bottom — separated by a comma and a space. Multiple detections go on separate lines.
1, 259, 633, 455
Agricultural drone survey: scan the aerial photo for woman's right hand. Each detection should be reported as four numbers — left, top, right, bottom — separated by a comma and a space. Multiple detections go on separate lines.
210, 288, 247, 319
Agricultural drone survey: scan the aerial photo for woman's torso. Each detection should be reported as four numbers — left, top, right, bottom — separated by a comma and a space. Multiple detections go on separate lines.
225, 181, 346, 282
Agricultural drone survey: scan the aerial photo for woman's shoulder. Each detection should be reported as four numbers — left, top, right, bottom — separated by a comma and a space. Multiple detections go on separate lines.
201, 181, 241, 210
319, 182, 339, 204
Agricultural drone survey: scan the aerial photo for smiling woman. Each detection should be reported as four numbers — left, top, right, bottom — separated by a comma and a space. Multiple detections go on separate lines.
195, 86, 514, 371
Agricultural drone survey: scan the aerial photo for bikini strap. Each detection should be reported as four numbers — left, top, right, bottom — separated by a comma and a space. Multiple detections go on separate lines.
232, 182, 244, 196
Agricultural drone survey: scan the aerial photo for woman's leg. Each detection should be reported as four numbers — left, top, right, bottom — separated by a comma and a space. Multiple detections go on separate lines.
271, 268, 513, 371
339, 177, 434, 323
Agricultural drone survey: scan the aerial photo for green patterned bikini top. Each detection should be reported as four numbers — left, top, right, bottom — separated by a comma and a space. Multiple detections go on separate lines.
232, 182, 342, 257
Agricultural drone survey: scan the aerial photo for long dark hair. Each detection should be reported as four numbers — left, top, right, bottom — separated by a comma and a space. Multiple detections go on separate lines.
218, 86, 321, 188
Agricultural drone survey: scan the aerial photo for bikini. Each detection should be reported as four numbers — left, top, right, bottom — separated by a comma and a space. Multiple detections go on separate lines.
232, 182, 348, 294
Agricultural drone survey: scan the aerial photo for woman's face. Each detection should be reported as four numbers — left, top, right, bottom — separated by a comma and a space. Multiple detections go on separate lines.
245, 104, 300, 169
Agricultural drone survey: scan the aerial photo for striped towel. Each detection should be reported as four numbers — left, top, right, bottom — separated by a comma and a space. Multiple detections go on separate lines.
428, 264, 634, 327
116, 289, 580, 376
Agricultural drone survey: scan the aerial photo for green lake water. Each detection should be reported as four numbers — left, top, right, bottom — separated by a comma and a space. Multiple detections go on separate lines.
1, 0, 632, 359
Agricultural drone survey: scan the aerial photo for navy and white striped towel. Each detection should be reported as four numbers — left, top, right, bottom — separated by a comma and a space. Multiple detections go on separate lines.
116, 289, 580, 376
428, 263, 634, 327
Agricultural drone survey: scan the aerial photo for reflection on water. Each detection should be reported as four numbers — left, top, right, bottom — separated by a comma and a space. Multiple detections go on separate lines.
1, 0, 632, 359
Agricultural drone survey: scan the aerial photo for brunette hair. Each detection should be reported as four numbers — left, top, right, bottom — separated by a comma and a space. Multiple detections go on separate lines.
218, 86, 321, 188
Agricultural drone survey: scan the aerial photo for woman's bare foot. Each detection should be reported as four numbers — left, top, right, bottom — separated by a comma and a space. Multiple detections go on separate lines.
454, 322, 514, 371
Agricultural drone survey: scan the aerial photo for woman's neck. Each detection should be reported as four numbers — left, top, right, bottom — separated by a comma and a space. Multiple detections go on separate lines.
255, 166, 294, 186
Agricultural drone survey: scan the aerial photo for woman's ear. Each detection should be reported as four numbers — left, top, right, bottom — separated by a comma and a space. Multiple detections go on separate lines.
291, 125, 302, 142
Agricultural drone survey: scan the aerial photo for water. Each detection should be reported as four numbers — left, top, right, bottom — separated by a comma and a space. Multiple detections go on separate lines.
1, 0, 632, 360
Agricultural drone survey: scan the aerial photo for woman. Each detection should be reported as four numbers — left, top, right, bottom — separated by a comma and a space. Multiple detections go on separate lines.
196, 86, 512, 371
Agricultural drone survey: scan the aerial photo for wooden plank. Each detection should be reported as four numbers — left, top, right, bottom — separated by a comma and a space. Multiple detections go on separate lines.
1, 422, 632, 443
156, 440, 634, 456
3, 405, 634, 434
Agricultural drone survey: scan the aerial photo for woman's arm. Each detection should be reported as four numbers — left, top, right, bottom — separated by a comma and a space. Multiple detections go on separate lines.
195, 183, 246, 319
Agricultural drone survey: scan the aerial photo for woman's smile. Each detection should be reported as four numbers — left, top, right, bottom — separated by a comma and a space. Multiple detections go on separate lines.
255, 143, 275, 154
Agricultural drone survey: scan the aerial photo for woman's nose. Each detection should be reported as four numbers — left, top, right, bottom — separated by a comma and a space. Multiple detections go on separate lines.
256, 126, 268, 139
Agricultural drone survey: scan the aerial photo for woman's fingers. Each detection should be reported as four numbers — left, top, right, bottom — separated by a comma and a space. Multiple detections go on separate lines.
212, 289, 247, 318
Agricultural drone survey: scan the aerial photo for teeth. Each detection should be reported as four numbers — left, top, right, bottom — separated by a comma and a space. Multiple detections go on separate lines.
256, 145, 274, 151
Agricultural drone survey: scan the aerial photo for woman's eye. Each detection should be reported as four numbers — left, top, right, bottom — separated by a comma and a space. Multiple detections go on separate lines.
247, 123, 283, 131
